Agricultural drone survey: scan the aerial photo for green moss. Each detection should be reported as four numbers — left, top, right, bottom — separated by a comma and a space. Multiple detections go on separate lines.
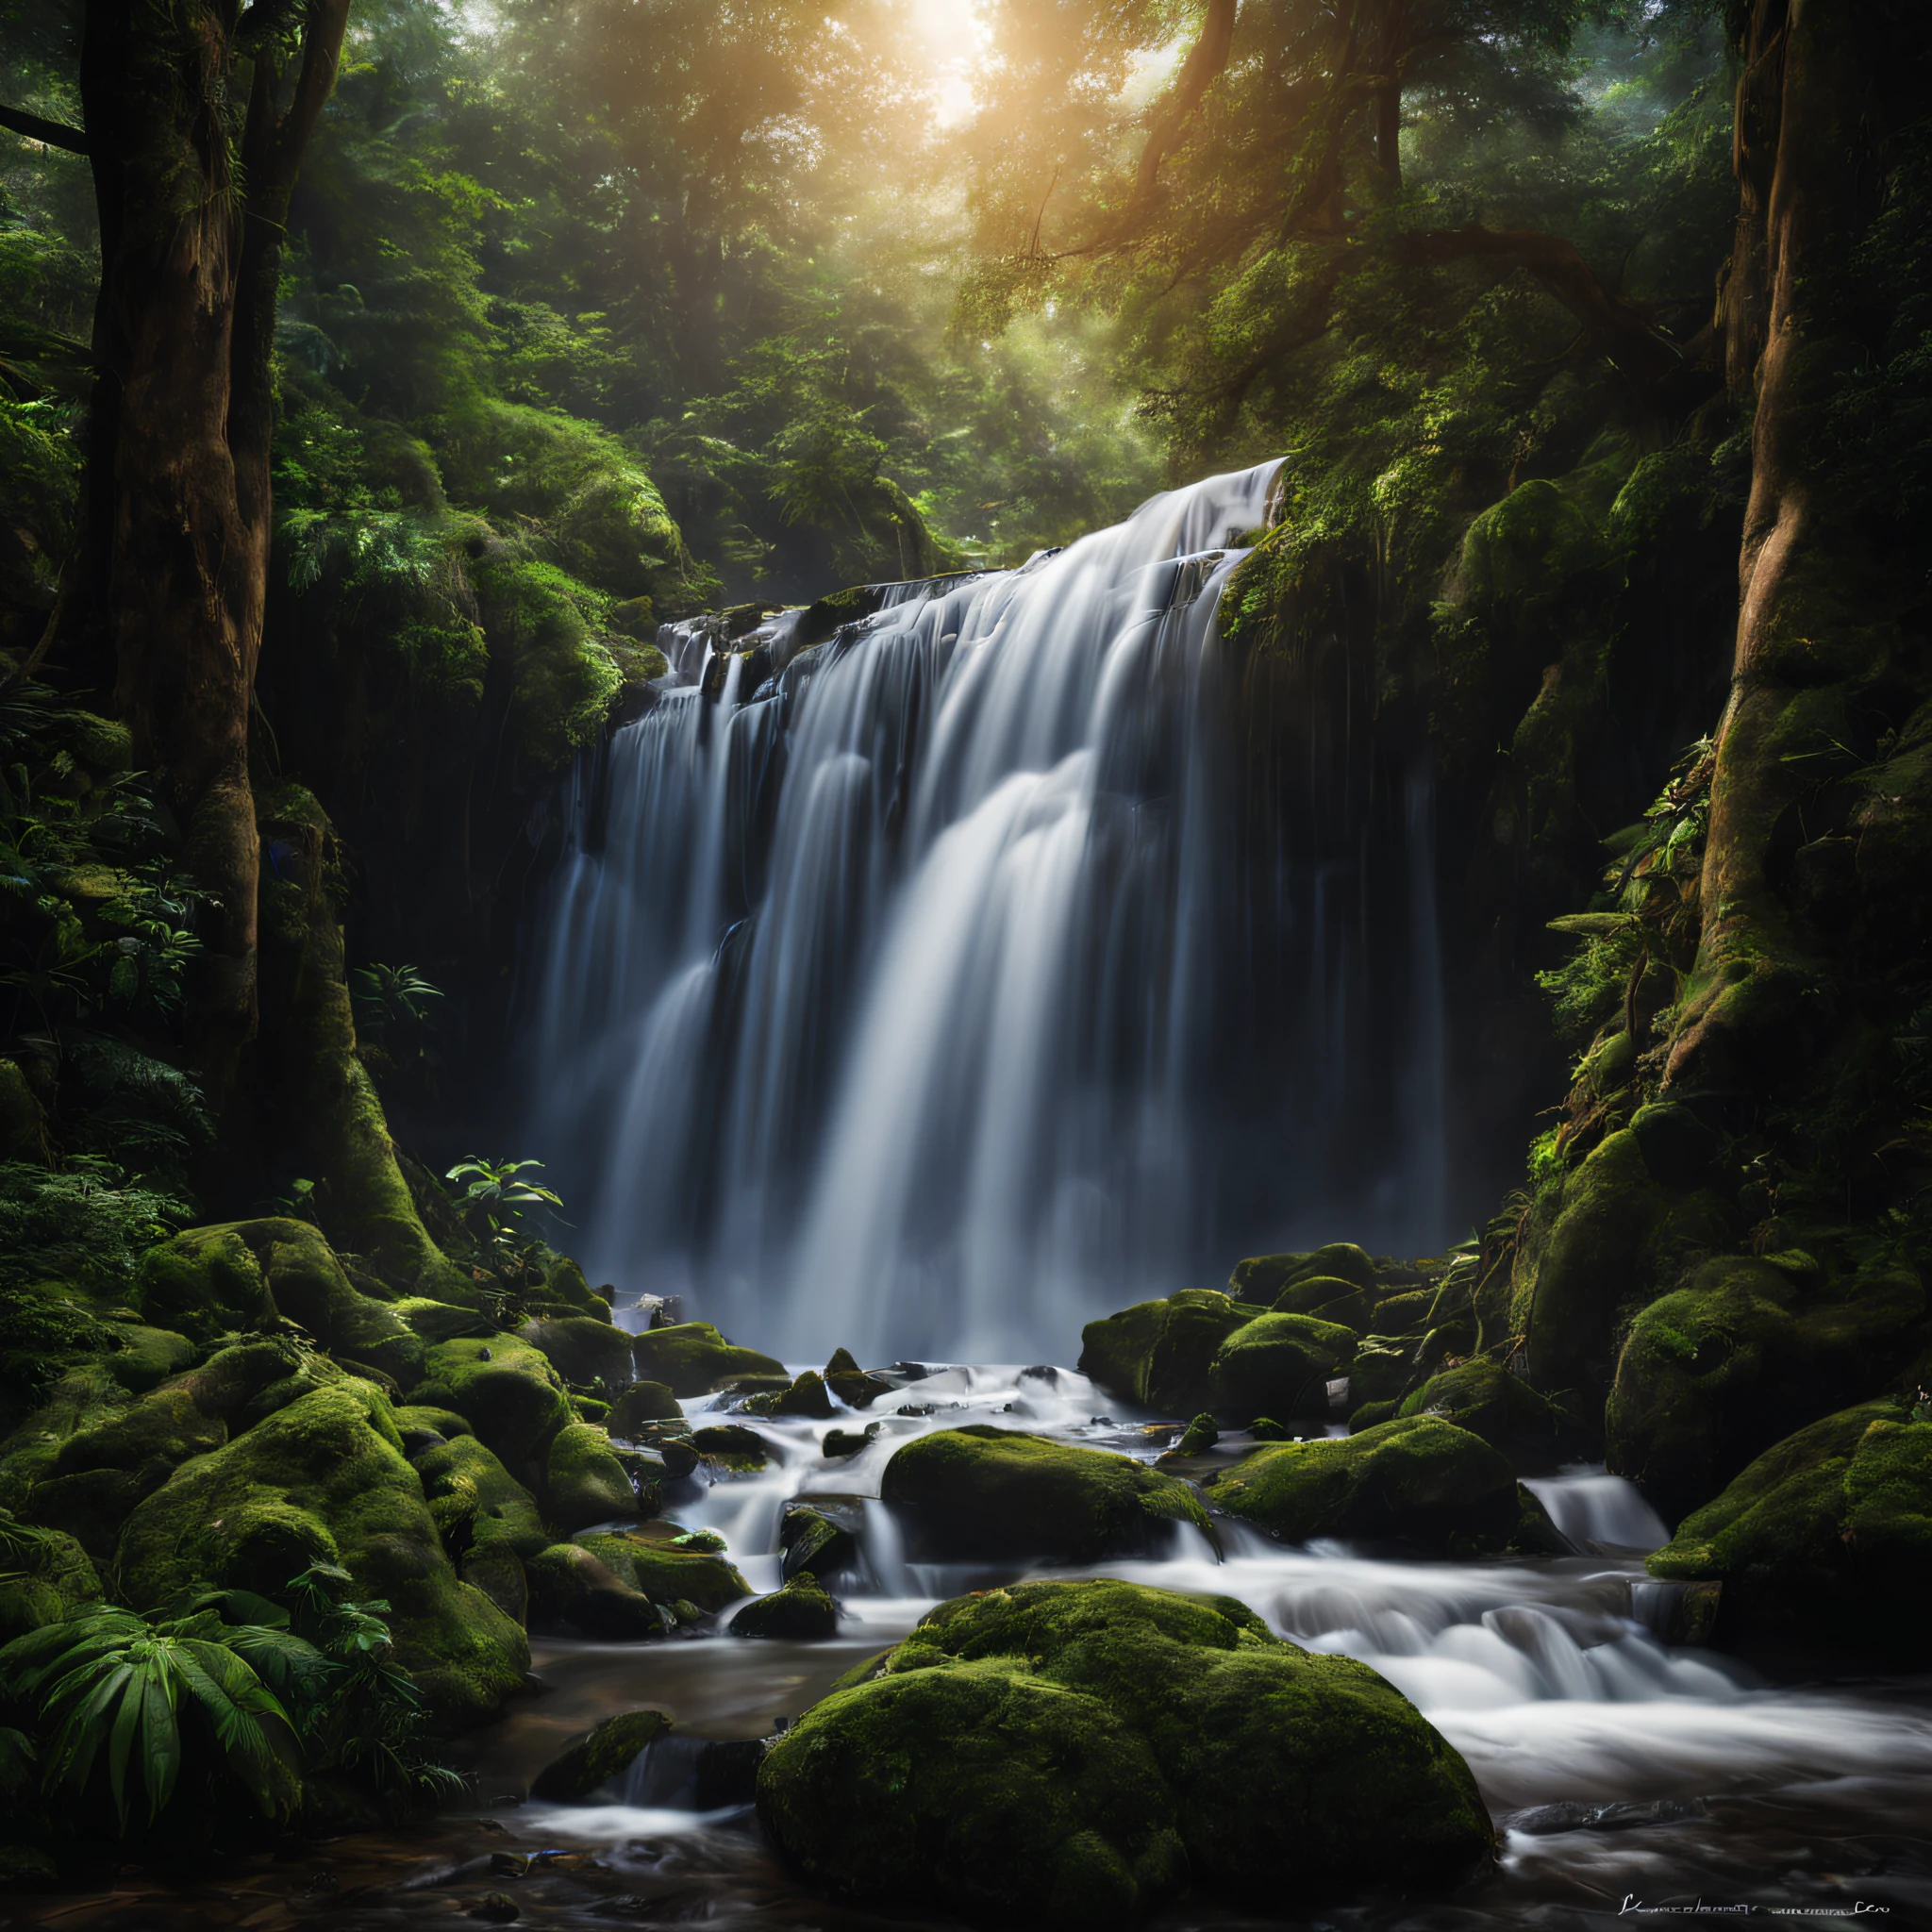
0, 1515, 101, 1641
530, 1709, 670, 1801
1206, 1416, 1519, 1553
630, 1322, 784, 1396
1648, 1403, 1932, 1663
574, 1529, 752, 1612
758, 1579, 1490, 1923
1229, 1243, 1380, 1302
1207, 1312, 1355, 1424
519, 1315, 633, 1391
415, 1432, 547, 1562
410, 1333, 573, 1471
608, 1380, 681, 1435
101, 1322, 196, 1394
1076, 1291, 1252, 1413
541, 1421, 639, 1532
1398, 1358, 1579, 1473
692, 1423, 768, 1472
114, 1385, 528, 1725
525, 1540, 664, 1639
880, 1426, 1213, 1563
732, 1574, 840, 1640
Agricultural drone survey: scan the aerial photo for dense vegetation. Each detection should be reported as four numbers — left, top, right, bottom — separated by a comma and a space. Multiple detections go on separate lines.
0, 0, 1928, 1905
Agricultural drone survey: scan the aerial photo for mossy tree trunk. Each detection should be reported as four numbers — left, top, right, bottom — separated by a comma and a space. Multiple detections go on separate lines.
1664, 0, 1908, 1106
72, 0, 349, 1112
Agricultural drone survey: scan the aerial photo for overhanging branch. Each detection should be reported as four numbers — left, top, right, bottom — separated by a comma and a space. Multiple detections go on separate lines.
0, 102, 88, 155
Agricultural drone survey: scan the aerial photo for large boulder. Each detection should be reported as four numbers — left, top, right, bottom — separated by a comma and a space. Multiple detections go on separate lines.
1646, 1401, 1932, 1664
531, 1709, 669, 1801
573, 1528, 752, 1613
1228, 1242, 1381, 1304
1076, 1291, 1260, 1414
409, 1333, 574, 1471
1398, 1358, 1582, 1473
540, 1421, 641, 1532
114, 1384, 529, 1726
1207, 1313, 1355, 1424
881, 1426, 1213, 1563
525, 1541, 664, 1640
1205, 1416, 1520, 1553
758, 1578, 1491, 1927
137, 1220, 424, 1383
520, 1316, 635, 1393
1607, 1257, 1924, 1524
609, 1379, 682, 1437
0, 1516, 101, 1641
631, 1322, 784, 1396
413, 1432, 548, 1625
731, 1574, 840, 1640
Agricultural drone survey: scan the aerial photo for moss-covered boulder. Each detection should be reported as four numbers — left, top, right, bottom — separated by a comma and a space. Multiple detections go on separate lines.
541, 1421, 640, 1532
758, 1578, 1490, 1925
692, 1423, 768, 1472
102, 1323, 196, 1395
136, 1220, 425, 1382
573, 1528, 752, 1613
530, 1709, 670, 1802
824, 1347, 893, 1409
1512, 1130, 1737, 1392
1647, 1402, 1932, 1663
1207, 1313, 1355, 1424
115, 1385, 529, 1725
1206, 1416, 1520, 1553
525, 1541, 665, 1640
1398, 1358, 1580, 1473
414, 1433, 548, 1560
631, 1322, 784, 1396
609, 1379, 682, 1437
779, 1496, 862, 1583
1268, 1274, 1376, 1332
1076, 1290, 1259, 1414
732, 1574, 840, 1640
881, 1427, 1213, 1563
0, 1516, 101, 1641
1607, 1258, 1925, 1524
1228, 1243, 1381, 1304
409, 1333, 574, 1471
520, 1316, 635, 1393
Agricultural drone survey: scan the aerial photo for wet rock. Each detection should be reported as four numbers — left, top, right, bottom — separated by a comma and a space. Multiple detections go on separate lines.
519, 1316, 636, 1394
744, 1370, 835, 1419
1646, 1399, 1932, 1663
541, 1421, 641, 1533
779, 1495, 864, 1582
822, 1423, 879, 1459
1510, 1483, 1574, 1556
694, 1739, 767, 1807
824, 1347, 893, 1409
468, 1895, 519, 1923
732, 1574, 840, 1639
1077, 1289, 1260, 1414
1205, 1416, 1520, 1554
630, 1322, 784, 1396
692, 1423, 768, 1472
411, 1334, 575, 1472
627, 1420, 698, 1476
881, 1425, 1214, 1563
525, 1541, 665, 1640
1229, 1242, 1381, 1303
1400, 1358, 1582, 1473
531, 1708, 670, 1800
758, 1577, 1491, 1925
574, 1528, 753, 1613
1207, 1312, 1356, 1425
1508, 1797, 1708, 1835
608, 1379, 682, 1437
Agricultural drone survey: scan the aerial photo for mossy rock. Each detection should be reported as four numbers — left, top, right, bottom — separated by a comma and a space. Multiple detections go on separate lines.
692, 1423, 767, 1472
773, 1370, 834, 1418
0, 1057, 45, 1162
530, 1708, 670, 1802
732, 1574, 840, 1640
779, 1496, 862, 1583
136, 1220, 425, 1383
1207, 1313, 1355, 1425
0, 1516, 101, 1641
1399, 1358, 1580, 1474
1205, 1416, 1520, 1554
1513, 1130, 1738, 1393
115, 1385, 527, 1725
630, 1322, 784, 1396
391, 1298, 491, 1343
1076, 1291, 1254, 1414
1607, 1257, 1924, 1524
1269, 1274, 1375, 1331
394, 1404, 473, 1443
525, 1541, 664, 1640
573, 1529, 752, 1613
541, 1422, 640, 1533
101, 1323, 196, 1395
410, 1333, 574, 1470
520, 1315, 634, 1392
881, 1426, 1213, 1564
1647, 1402, 1932, 1663
414, 1432, 548, 1562
609, 1380, 682, 1436
824, 1347, 893, 1409
758, 1578, 1491, 1924
1229, 1243, 1380, 1304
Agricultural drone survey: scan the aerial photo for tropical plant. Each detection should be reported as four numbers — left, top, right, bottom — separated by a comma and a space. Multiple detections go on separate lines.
444, 1155, 564, 1241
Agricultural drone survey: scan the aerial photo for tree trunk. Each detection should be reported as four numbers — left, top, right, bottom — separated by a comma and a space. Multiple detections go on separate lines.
1374, 80, 1401, 190
75, 1, 348, 1118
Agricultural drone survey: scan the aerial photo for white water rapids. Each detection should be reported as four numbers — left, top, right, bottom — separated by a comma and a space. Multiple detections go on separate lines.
521, 462, 1450, 1360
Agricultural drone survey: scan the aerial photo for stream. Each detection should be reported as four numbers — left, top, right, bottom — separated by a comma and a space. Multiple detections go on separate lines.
21, 1364, 1929, 1930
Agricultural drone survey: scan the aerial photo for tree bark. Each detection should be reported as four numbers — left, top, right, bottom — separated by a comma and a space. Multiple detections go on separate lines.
75, 0, 348, 1114
1132, 0, 1238, 209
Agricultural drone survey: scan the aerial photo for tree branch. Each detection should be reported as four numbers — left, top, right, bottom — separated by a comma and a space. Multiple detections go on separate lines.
1132, 0, 1237, 208
0, 101, 88, 155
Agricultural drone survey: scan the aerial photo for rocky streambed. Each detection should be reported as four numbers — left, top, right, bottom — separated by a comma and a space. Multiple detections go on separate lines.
11, 1357, 1931, 1932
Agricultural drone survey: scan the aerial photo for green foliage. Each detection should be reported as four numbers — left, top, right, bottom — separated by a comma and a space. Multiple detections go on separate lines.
0, 1158, 191, 1295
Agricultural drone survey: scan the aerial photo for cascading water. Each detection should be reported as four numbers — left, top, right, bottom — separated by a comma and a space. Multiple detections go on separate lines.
522, 463, 1450, 1357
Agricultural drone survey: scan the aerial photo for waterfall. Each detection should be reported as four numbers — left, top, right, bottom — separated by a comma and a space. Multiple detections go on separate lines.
520, 462, 1452, 1358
